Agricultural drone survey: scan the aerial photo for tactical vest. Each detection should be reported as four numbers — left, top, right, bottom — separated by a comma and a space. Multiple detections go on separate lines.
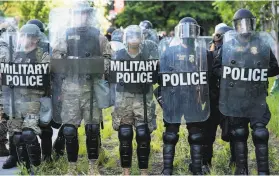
66, 27, 101, 57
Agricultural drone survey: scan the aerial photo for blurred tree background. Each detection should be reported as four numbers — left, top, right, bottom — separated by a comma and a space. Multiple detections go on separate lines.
0, 0, 278, 35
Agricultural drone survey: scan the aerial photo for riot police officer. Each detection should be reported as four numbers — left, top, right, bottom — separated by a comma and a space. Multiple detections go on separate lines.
202, 24, 234, 173
50, 2, 111, 175
159, 17, 210, 175
213, 9, 279, 174
111, 25, 158, 175
2, 24, 50, 171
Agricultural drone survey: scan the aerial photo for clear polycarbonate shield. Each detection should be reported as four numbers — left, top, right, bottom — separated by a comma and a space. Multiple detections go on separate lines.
1, 31, 50, 119
158, 37, 173, 58
219, 30, 270, 118
49, 7, 104, 124
159, 37, 210, 124
175, 23, 200, 39
199, 36, 213, 50
110, 27, 159, 124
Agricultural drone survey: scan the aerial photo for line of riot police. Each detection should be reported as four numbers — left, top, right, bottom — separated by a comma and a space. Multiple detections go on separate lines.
0, 3, 278, 176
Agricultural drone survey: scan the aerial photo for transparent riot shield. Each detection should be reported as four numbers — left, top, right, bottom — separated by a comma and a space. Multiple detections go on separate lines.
1, 28, 50, 119
159, 37, 210, 124
199, 36, 213, 50
219, 31, 270, 118
158, 37, 173, 58
109, 25, 159, 125
49, 6, 105, 125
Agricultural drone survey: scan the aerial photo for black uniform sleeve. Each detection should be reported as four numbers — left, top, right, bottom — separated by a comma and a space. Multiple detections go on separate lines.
268, 49, 279, 77
212, 47, 222, 78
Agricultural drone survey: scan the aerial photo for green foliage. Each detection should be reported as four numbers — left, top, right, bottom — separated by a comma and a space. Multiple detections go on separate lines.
114, 1, 221, 35
18, 1, 51, 27
213, 1, 270, 27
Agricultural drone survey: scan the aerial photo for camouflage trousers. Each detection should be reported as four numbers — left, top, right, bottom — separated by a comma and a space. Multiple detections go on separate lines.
112, 92, 155, 132
60, 82, 102, 128
7, 101, 41, 136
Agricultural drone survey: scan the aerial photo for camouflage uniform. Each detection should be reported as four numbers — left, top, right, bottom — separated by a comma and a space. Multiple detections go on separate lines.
2, 24, 50, 170
112, 25, 158, 175
112, 40, 158, 132
53, 35, 110, 127
50, 5, 111, 175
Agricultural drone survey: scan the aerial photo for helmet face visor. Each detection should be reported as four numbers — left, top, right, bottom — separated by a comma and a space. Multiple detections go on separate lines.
175, 23, 200, 39
233, 18, 256, 34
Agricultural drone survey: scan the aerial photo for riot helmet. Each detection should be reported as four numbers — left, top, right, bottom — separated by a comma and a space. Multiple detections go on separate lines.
213, 25, 234, 42
139, 20, 153, 30
70, 1, 94, 27
111, 29, 124, 42
27, 19, 44, 33
123, 25, 143, 55
175, 17, 200, 39
232, 9, 256, 34
16, 24, 41, 52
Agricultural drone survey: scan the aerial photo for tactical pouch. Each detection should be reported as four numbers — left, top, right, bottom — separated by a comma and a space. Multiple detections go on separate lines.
39, 97, 52, 127
94, 79, 111, 109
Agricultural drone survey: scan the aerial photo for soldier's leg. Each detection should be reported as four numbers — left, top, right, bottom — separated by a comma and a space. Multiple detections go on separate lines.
133, 94, 154, 175
230, 118, 249, 175
39, 125, 53, 161
3, 119, 23, 169
118, 124, 133, 170
2, 135, 18, 169
187, 123, 205, 175
53, 124, 65, 158
13, 132, 29, 168
21, 128, 41, 167
0, 119, 9, 156
136, 124, 151, 170
85, 124, 100, 158
202, 114, 219, 168
63, 124, 79, 163
162, 122, 180, 175
113, 94, 134, 175
250, 106, 271, 175
251, 123, 269, 175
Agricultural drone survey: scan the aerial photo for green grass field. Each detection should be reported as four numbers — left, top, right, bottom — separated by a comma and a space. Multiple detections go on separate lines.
19, 78, 279, 175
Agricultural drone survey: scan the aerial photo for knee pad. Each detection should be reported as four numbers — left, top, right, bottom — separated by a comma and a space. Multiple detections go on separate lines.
188, 127, 204, 145
63, 124, 78, 142
13, 132, 22, 146
231, 126, 249, 142
85, 124, 100, 160
118, 125, 133, 168
163, 132, 179, 145
119, 125, 133, 141
21, 129, 38, 145
252, 123, 269, 144
22, 129, 41, 166
63, 124, 78, 162
40, 126, 53, 140
136, 125, 151, 169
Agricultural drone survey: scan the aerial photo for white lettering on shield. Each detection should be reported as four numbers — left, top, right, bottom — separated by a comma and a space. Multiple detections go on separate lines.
222, 66, 268, 81
161, 72, 208, 87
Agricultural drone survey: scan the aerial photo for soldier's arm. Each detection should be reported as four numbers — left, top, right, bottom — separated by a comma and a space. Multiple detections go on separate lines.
268, 49, 279, 77
212, 47, 222, 78
99, 35, 112, 80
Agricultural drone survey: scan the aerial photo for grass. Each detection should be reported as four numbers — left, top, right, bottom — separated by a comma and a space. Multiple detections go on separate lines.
18, 78, 279, 175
